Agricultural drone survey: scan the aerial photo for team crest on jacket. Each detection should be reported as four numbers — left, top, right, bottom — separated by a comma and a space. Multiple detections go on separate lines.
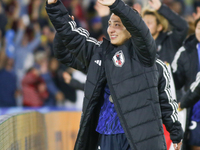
112, 50, 125, 67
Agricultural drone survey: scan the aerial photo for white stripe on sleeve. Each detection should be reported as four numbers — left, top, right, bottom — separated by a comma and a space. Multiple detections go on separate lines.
156, 59, 178, 122
69, 21, 102, 46
171, 46, 185, 73
190, 72, 200, 92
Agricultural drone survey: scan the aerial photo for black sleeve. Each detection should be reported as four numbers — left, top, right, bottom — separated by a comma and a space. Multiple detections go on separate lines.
158, 4, 188, 52
69, 79, 85, 91
109, 0, 156, 66
180, 72, 200, 108
53, 33, 87, 74
171, 46, 187, 90
46, 0, 101, 69
156, 59, 183, 143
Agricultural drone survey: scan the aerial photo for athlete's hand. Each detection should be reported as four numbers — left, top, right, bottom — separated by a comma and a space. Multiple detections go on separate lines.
148, 0, 162, 10
47, 0, 57, 4
173, 141, 182, 150
98, 0, 115, 6
94, 1, 110, 17
178, 102, 184, 111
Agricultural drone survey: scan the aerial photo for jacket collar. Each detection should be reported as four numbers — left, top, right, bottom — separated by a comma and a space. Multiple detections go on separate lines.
184, 34, 199, 52
155, 32, 168, 47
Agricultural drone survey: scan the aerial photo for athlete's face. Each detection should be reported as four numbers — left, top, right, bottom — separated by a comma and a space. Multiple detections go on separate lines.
195, 21, 200, 42
107, 14, 131, 46
143, 14, 162, 39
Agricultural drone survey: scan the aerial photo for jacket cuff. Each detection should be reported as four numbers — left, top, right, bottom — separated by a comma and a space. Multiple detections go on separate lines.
46, 0, 60, 8
109, 0, 120, 10
169, 121, 183, 143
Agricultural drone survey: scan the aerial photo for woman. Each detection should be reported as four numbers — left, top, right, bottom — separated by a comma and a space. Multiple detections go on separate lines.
172, 18, 200, 150
47, 0, 182, 149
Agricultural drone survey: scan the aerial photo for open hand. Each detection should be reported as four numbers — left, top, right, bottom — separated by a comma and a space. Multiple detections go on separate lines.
48, 0, 57, 4
98, 0, 115, 6
94, 1, 110, 17
63, 72, 72, 84
148, 0, 162, 10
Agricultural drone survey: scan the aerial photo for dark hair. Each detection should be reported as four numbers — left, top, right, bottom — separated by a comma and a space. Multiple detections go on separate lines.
195, 18, 200, 28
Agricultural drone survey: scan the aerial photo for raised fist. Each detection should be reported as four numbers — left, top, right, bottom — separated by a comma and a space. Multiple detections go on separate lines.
48, 0, 57, 4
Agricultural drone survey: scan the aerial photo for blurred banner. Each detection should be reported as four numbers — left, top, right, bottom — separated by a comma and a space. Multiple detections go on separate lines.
0, 110, 81, 150
0, 111, 46, 150
45, 112, 81, 150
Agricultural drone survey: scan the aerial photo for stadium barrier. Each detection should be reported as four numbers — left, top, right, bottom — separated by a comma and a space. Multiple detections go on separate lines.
0, 111, 81, 150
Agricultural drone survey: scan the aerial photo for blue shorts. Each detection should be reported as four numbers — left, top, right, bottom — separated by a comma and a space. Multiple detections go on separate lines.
97, 134, 131, 150
188, 121, 200, 146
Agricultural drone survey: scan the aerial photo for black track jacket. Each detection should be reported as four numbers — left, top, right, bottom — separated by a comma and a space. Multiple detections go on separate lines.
171, 34, 200, 150
46, 0, 182, 149
155, 5, 188, 64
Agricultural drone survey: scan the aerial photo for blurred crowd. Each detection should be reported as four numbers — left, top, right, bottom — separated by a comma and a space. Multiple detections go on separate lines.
0, 0, 199, 109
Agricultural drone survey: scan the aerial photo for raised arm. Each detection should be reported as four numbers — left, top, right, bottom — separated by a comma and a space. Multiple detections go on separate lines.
156, 59, 183, 148
99, 0, 156, 66
150, 0, 188, 51
46, 0, 101, 68
53, 33, 87, 73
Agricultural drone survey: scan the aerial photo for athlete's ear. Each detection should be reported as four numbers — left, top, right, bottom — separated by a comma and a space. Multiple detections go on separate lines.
157, 24, 163, 32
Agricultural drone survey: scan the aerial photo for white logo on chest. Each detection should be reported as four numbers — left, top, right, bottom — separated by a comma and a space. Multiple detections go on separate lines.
94, 60, 101, 66
112, 50, 125, 67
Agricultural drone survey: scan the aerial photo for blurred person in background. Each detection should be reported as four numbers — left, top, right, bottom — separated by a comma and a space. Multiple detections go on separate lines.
62, 69, 86, 110
49, 57, 77, 105
42, 25, 55, 56
34, 51, 64, 106
162, 0, 185, 15
3, 0, 20, 30
142, 0, 188, 64
183, 6, 200, 37
0, 1, 7, 38
0, 39, 17, 107
13, 19, 41, 90
89, 16, 104, 40
63, 71, 85, 91
178, 72, 200, 150
171, 17, 200, 150
22, 67, 49, 107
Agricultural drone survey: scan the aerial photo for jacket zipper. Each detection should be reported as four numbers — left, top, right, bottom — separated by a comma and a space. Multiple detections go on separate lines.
104, 55, 137, 150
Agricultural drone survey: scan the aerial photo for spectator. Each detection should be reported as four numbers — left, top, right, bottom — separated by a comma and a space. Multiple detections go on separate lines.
142, 0, 188, 64
34, 51, 64, 106
172, 17, 200, 150
22, 67, 48, 107
0, 53, 17, 107
63, 69, 86, 110
13, 20, 41, 89
0, 1, 7, 37
42, 25, 55, 57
